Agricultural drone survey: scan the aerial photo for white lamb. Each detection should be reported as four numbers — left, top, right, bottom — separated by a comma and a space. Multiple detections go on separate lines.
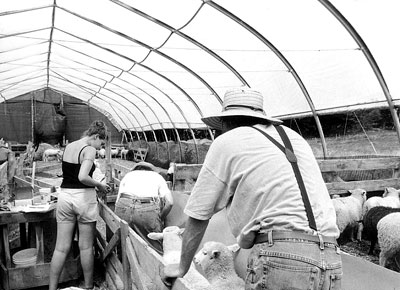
363, 187, 400, 216
42, 148, 63, 162
121, 149, 129, 160
98, 148, 106, 159
377, 212, 400, 269
331, 188, 366, 242
111, 148, 119, 158
194, 241, 244, 290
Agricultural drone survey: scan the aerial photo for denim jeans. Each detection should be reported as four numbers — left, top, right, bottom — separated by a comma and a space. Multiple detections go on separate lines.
245, 238, 342, 290
115, 197, 163, 254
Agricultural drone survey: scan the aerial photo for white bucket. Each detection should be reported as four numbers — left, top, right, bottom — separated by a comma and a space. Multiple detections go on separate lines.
12, 248, 37, 268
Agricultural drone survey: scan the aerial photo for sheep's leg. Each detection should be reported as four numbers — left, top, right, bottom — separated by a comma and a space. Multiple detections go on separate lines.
368, 237, 377, 255
356, 222, 363, 241
379, 251, 388, 268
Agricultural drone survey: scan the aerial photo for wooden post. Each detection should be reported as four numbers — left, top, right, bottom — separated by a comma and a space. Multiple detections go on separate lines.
120, 221, 132, 290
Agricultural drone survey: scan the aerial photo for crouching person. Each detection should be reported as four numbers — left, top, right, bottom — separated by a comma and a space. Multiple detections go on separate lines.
163, 88, 342, 290
115, 161, 173, 254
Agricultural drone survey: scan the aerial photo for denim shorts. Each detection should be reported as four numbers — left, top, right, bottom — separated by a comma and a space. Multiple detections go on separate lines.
56, 188, 98, 223
115, 197, 163, 254
245, 239, 342, 290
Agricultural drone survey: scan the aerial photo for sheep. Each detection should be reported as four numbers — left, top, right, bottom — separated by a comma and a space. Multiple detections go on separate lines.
358, 187, 400, 241
194, 241, 244, 290
331, 188, 366, 242
363, 206, 400, 255
148, 226, 211, 290
362, 187, 400, 216
120, 149, 129, 160
111, 148, 119, 158
42, 148, 63, 162
377, 212, 400, 269
98, 148, 106, 159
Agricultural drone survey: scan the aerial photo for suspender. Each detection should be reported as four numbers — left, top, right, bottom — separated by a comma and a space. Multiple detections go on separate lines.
251, 125, 318, 232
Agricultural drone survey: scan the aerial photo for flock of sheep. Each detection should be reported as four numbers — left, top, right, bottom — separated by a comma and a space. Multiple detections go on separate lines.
96, 147, 129, 159
40, 146, 130, 161
332, 187, 400, 269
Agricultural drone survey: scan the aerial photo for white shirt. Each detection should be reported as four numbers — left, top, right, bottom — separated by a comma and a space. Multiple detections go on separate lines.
185, 124, 340, 239
116, 170, 171, 202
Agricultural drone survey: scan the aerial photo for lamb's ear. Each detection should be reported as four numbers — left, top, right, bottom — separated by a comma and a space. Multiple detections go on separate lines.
148, 232, 163, 240
227, 243, 240, 253
211, 250, 221, 259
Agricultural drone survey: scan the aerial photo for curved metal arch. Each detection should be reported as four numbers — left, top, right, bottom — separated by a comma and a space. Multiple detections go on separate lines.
55, 28, 205, 162
52, 42, 174, 148
50, 69, 146, 136
206, 0, 328, 157
49, 86, 134, 139
119, 74, 189, 163
49, 70, 146, 139
0, 67, 45, 83
48, 59, 147, 139
109, 0, 248, 89
46, 2, 56, 87
0, 39, 49, 55
53, 43, 182, 162
52, 42, 183, 162
55, 42, 198, 161
88, 68, 160, 149
0, 51, 48, 66
0, 5, 53, 17
57, 5, 222, 108
0, 73, 46, 94
318, 0, 400, 146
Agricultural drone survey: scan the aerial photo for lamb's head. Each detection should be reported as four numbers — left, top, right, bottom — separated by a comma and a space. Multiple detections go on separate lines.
193, 241, 239, 280
348, 188, 366, 203
383, 187, 400, 198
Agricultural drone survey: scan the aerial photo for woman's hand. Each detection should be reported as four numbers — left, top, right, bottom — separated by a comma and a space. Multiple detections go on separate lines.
96, 182, 111, 199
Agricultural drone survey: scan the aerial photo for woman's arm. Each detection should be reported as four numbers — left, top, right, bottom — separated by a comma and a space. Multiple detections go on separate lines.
78, 146, 109, 192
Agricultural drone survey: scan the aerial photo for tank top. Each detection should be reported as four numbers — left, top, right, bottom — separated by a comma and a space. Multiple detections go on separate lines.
60, 145, 96, 188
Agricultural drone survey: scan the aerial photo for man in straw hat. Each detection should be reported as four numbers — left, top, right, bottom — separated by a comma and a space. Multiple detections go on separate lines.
114, 161, 173, 254
163, 88, 342, 289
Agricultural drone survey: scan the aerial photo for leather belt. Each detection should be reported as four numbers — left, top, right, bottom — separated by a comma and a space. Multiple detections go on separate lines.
254, 231, 338, 246
120, 193, 159, 203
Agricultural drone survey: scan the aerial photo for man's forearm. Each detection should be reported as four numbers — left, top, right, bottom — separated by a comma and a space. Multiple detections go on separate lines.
179, 217, 209, 275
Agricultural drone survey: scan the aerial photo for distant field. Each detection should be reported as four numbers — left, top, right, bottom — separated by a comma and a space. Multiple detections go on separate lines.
307, 129, 400, 158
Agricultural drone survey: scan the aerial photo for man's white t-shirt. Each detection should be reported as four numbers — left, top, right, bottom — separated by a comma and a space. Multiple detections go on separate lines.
184, 124, 340, 240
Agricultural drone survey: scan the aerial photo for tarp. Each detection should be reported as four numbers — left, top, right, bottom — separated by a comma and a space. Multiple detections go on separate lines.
1, 0, 399, 135
0, 90, 121, 144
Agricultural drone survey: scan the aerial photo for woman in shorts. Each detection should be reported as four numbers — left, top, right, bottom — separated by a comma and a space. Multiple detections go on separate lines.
49, 120, 110, 290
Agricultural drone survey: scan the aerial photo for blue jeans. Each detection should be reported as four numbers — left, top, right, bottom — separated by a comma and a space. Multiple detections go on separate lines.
115, 197, 163, 254
245, 238, 342, 290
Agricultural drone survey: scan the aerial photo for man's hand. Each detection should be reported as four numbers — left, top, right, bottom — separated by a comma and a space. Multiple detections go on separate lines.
161, 264, 184, 287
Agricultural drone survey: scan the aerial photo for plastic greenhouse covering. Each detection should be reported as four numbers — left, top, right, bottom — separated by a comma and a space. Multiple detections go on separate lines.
1, 0, 400, 147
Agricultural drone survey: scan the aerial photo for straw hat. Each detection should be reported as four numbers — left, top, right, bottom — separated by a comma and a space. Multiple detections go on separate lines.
201, 88, 282, 130
131, 161, 156, 172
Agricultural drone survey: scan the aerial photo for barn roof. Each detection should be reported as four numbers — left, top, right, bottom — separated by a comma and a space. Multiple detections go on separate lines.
1, 0, 399, 150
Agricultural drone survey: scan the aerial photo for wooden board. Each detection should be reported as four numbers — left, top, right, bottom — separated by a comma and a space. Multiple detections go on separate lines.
317, 157, 400, 172
0, 257, 81, 290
